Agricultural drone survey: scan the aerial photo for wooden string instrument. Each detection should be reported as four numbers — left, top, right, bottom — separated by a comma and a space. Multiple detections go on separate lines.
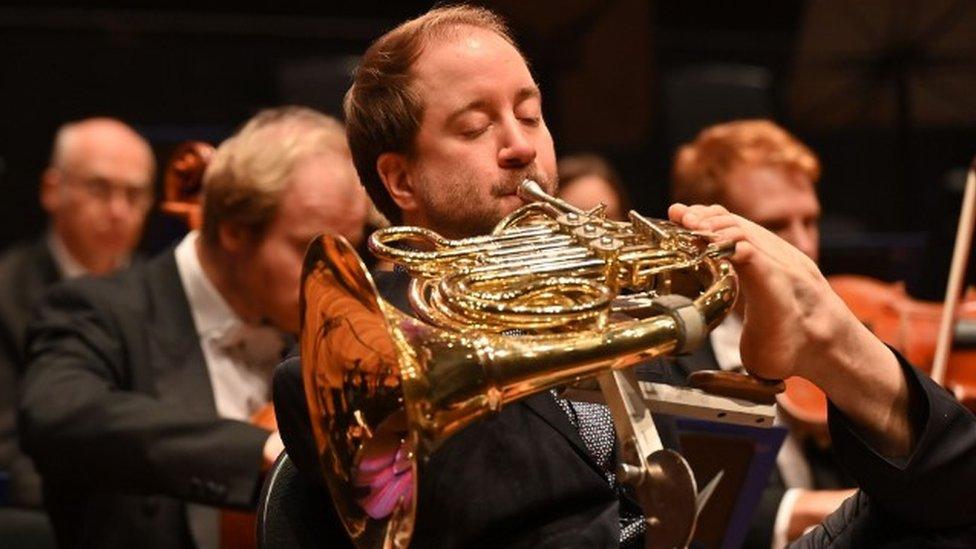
777, 155, 976, 440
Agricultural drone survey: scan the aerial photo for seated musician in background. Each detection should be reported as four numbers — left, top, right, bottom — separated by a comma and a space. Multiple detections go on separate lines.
19, 106, 369, 549
670, 120, 856, 548
556, 153, 630, 221
0, 118, 154, 540
274, 5, 976, 547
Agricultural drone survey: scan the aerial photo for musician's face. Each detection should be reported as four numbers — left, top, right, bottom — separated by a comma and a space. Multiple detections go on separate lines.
724, 163, 821, 262
42, 121, 154, 274
238, 154, 368, 334
392, 27, 558, 238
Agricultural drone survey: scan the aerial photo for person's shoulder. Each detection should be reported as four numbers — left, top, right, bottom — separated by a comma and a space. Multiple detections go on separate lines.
0, 238, 48, 282
273, 356, 303, 389
371, 268, 411, 311
0, 238, 56, 326
0, 239, 34, 266
42, 249, 175, 315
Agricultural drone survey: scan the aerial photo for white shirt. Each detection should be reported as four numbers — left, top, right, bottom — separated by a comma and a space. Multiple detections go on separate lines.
174, 231, 285, 421
708, 315, 814, 549
173, 231, 285, 548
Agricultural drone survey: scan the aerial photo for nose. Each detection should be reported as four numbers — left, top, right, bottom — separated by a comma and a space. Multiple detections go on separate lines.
106, 191, 133, 221
497, 118, 536, 169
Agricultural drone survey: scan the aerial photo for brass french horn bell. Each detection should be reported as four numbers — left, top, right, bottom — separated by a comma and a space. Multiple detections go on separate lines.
300, 180, 738, 548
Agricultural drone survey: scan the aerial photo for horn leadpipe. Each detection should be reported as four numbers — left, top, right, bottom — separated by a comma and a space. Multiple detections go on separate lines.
399, 260, 738, 453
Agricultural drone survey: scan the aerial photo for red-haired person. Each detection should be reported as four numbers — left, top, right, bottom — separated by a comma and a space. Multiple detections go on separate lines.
671, 120, 855, 548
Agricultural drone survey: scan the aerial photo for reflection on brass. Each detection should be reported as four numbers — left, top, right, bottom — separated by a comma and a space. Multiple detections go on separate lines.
301, 180, 740, 548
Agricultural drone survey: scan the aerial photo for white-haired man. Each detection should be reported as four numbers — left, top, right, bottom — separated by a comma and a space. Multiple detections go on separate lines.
0, 118, 154, 540
20, 106, 369, 549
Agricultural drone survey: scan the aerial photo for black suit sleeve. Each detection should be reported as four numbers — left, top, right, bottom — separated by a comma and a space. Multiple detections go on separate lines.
19, 282, 270, 509
792, 353, 976, 547
272, 357, 323, 487
826, 353, 976, 530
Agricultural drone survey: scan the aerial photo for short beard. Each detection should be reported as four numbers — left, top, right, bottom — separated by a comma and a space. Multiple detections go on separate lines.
415, 170, 558, 240
424, 196, 499, 240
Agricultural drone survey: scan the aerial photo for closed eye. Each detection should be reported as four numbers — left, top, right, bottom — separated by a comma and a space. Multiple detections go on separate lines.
461, 125, 490, 138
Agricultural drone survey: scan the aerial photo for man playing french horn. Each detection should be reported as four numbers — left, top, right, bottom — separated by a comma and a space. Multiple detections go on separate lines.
274, 5, 976, 548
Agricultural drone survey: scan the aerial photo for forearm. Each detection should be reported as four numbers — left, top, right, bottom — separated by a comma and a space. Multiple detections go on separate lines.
796, 296, 915, 457
825, 355, 976, 529
669, 203, 975, 533
20, 360, 269, 506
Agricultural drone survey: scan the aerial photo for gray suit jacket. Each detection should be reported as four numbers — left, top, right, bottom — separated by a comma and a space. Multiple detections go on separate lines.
19, 249, 269, 548
0, 237, 61, 508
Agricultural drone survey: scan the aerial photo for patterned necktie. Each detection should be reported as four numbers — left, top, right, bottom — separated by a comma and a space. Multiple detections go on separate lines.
553, 393, 615, 482
552, 391, 646, 546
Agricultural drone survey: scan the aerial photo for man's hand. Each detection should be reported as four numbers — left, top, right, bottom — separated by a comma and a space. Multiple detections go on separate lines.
669, 203, 915, 457
671, 203, 844, 381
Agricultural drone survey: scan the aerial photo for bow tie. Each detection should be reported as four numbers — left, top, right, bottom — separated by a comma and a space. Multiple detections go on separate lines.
213, 323, 286, 372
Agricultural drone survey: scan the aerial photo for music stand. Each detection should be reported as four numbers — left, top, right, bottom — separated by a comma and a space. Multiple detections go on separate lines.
676, 418, 787, 549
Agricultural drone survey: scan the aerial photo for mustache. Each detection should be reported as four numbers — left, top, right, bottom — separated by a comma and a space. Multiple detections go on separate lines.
490, 170, 556, 197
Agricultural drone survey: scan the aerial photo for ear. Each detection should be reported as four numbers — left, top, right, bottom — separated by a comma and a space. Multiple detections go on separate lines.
216, 222, 253, 255
376, 152, 419, 213
39, 168, 61, 214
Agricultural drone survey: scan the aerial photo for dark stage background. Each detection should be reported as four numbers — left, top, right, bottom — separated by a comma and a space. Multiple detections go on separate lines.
1, 1, 974, 298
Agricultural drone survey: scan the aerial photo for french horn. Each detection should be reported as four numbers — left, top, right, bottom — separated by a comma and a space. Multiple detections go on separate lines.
300, 180, 742, 548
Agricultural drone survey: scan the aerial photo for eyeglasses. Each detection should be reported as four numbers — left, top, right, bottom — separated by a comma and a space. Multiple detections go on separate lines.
61, 172, 154, 209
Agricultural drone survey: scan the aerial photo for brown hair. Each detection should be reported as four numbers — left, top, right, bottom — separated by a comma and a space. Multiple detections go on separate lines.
344, 4, 517, 224
671, 119, 820, 205
201, 106, 352, 246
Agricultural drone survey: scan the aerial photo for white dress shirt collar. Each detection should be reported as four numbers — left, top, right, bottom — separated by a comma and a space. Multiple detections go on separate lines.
173, 231, 285, 420
47, 229, 131, 279
174, 231, 241, 342
47, 230, 92, 279
709, 313, 744, 372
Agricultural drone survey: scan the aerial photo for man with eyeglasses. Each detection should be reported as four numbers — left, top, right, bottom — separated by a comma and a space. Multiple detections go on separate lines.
39, 117, 155, 276
0, 118, 154, 543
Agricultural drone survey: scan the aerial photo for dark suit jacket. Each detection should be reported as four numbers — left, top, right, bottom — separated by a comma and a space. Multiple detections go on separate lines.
794, 357, 976, 547
665, 341, 854, 549
278, 270, 976, 547
274, 270, 671, 548
0, 238, 61, 508
19, 249, 270, 548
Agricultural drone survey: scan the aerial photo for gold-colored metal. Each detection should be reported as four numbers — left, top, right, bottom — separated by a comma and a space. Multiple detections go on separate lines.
301, 180, 738, 548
